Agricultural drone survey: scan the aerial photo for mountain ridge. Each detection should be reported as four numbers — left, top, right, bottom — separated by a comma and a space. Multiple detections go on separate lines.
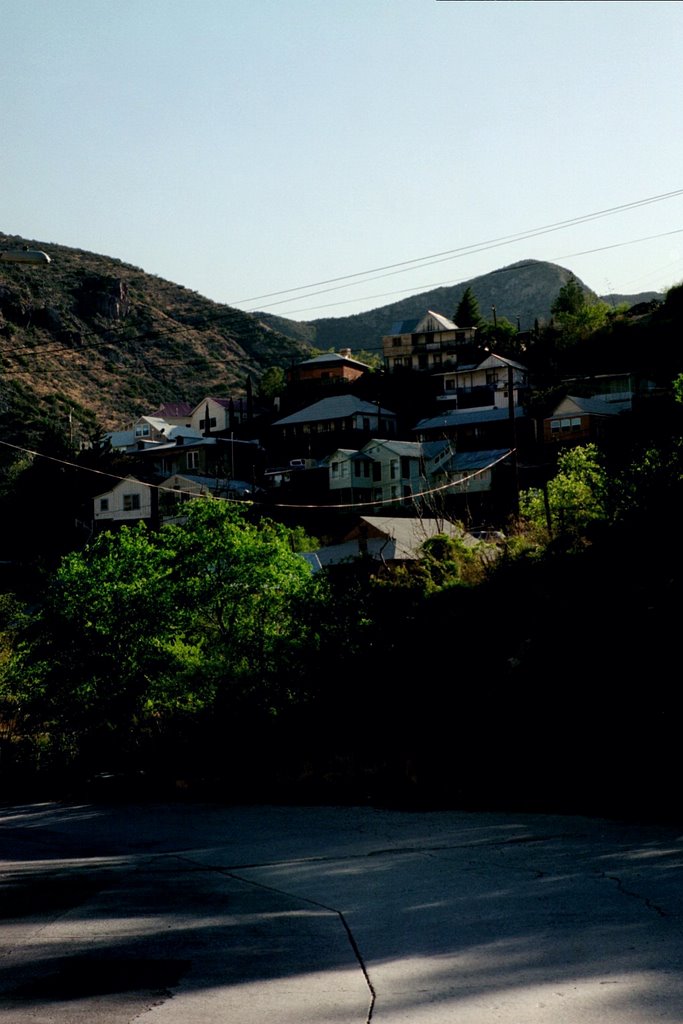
0, 237, 663, 438
0, 233, 311, 432
257, 259, 662, 352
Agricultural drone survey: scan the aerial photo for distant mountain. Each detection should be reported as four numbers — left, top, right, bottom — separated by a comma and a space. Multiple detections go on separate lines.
0, 236, 665, 441
257, 260, 663, 354
600, 291, 663, 308
0, 234, 312, 432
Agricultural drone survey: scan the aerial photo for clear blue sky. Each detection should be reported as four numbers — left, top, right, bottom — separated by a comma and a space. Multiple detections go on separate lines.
3, 0, 683, 321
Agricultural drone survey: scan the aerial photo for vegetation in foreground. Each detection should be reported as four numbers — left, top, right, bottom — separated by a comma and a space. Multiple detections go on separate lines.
0, 416, 681, 820
0, 275, 682, 817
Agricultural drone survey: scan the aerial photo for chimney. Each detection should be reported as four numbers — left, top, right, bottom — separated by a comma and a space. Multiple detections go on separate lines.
339, 348, 352, 359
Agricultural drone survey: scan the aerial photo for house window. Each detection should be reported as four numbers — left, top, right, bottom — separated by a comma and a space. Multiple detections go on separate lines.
571, 417, 581, 428
186, 451, 200, 469
363, 417, 370, 430
331, 461, 339, 478
390, 459, 399, 480
199, 417, 217, 429
392, 337, 402, 347
372, 462, 382, 482
99, 498, 109, 512
135, 424, 150, 437
123, 493, 141, 511
400, 456, 411, 478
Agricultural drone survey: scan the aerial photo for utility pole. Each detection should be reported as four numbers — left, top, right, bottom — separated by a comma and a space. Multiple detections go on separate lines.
508, 362, 520, 518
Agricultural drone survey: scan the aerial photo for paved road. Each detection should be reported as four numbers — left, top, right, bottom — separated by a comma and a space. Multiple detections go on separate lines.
0, 801, 681, 1022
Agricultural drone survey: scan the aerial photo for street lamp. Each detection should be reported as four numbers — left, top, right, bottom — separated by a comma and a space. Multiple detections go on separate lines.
0, 248, 51, 265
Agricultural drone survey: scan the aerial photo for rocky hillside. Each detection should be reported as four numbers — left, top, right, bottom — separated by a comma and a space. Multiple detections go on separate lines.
0, 234, 312, 432
257, 260, 663, 353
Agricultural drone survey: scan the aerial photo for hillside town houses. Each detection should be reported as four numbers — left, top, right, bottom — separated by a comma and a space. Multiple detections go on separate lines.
95, 308, 639, 543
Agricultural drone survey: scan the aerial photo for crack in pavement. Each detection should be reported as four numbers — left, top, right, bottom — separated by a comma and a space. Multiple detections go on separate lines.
134, 830, 580, 876
600, 872, 669, 918
172, 854, 377, 1024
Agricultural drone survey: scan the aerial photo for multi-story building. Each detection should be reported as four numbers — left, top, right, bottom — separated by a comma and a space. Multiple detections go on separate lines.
383, 310, 477, 374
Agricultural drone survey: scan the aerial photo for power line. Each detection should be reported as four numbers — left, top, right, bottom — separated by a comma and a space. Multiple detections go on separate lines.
268, 228, 682, 317
0, 438, 511, 512
233, 188, 683, 309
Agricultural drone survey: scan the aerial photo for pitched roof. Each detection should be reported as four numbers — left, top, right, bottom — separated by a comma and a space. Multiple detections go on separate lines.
105, 429, 136, 449
416, 407, 526, 431
190, 396, 233, 415
93, 475, 147, 500
151, 402, 193, 418
477, 353, 528, 372
388, 317, 420, 335
435, 448, 512, 472
415, 310, 457, 332
296, 352, 370, 371
302, 516, 470, 570
364, 439, 424, 458
549, 395, 626, 418
387, 310, 459, 335
274, 395, 396, 426
353, 516, 464, 556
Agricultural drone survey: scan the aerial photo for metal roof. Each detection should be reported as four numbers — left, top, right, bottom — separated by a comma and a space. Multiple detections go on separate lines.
296, 352, 370, 370
388, 318, 420, 335
152, 402, 193, 418
549, 395, 625, 417
435, 448, 511, 472
365, 439, 423, 458
303, 516, 470, 571
416, 407, 526, 430
274, 395, 396, 426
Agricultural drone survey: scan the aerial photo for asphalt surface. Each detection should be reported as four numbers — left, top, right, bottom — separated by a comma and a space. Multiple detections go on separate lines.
0, 801, 681, 1022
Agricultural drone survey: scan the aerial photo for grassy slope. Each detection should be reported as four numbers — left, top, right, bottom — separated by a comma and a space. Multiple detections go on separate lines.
0, 234, 311, 431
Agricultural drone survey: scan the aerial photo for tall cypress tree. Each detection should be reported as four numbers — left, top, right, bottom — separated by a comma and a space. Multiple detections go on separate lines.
454, 286, 483, 328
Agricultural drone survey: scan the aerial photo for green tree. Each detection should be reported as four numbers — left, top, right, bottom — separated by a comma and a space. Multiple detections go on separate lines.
550, 275, 609, 344
519, 443, 608, 540
479, 316, 520, 356
2, 501, 324, 773
258, 365, 286, 399
454, 286, 484, 328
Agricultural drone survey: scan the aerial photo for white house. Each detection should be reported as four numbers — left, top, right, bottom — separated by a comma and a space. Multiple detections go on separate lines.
132, 415, 203, 444
382, 310, 477, 373
327, 438, 453, 506
93, 476, 154, 527
302, 516, 475, 571
191, 393, 236, 434
429, 448, 512, 494
436, 353, 528, 410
